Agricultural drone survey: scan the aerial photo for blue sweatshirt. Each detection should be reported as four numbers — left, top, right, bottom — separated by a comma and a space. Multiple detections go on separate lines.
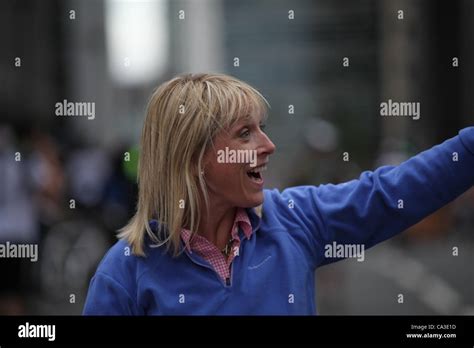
83, 127, 474, 315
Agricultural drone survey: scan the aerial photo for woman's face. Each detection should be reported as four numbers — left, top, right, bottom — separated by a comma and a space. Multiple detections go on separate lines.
202, 112, 276, 209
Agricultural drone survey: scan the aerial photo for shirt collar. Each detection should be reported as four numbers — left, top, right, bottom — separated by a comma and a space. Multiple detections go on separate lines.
181, 207, 254, 253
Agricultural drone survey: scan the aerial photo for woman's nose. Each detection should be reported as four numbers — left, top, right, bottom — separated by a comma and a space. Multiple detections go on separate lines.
260, 132, 276, 156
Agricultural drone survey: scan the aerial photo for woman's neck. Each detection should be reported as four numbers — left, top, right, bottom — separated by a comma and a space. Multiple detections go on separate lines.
197, 203, 236, 250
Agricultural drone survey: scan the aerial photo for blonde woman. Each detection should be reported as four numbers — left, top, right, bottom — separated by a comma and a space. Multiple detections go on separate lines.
83, 73, 474, 315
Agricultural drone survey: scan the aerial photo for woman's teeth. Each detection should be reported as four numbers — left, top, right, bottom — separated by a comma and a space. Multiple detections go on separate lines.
248, 165, 267, 174
247, 165, 267, 181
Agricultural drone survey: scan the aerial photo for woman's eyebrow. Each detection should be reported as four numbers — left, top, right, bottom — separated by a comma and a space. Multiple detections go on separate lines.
243, 113, 267, 123
233, 115, 252, 127
232, 113, 265, 131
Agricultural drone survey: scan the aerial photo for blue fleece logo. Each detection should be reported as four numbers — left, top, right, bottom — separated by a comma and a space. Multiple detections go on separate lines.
248, 255, 272, 270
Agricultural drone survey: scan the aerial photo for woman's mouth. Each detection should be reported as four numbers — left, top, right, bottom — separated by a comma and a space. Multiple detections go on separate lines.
246, 164, 267, 186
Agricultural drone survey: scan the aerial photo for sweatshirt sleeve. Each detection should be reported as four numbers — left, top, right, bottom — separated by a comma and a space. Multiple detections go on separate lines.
276, 127, 474, 268
83, 272, 140, 315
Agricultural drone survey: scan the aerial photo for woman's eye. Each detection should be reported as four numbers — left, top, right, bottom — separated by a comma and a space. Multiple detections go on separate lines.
240, 129, 250, 138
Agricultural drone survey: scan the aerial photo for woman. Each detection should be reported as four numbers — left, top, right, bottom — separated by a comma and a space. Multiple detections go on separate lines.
83, 73, 474, 315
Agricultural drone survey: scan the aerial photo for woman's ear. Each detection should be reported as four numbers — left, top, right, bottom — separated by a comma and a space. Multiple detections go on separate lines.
197, 145, 213, 177
192, 160, 206, 178
191, 164, 200, 177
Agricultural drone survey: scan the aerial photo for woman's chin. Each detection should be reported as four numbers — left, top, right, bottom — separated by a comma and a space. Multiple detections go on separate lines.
244, 192, 264, 208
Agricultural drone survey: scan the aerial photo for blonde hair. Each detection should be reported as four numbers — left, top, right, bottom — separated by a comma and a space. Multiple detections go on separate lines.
118, 73, 269, 256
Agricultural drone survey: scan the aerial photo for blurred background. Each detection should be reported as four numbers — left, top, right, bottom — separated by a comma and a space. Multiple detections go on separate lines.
0, 0, 473, 315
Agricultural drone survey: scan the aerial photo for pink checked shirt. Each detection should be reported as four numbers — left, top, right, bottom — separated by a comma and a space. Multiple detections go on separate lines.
181, 208, 253, 284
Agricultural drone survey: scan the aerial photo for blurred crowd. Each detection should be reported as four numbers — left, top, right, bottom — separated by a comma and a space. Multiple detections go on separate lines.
0, 123, 137, 314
